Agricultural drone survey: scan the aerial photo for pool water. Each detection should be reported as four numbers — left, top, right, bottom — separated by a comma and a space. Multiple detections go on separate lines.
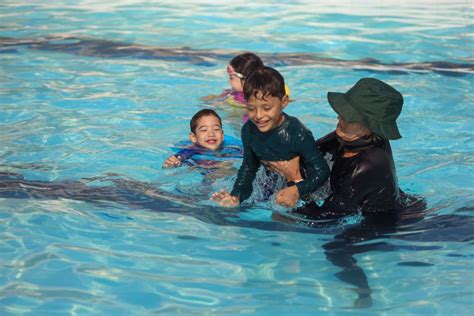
1, 0, 473, 315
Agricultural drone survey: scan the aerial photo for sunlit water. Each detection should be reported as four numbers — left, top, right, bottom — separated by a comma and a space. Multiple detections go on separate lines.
1, 1, 473, 315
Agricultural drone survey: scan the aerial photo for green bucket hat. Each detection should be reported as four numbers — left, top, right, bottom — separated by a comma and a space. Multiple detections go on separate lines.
327, 78, 403, 140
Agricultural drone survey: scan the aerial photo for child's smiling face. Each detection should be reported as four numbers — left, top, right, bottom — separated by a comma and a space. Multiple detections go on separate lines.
246, 92, 289, 133
189, 115, 224, 150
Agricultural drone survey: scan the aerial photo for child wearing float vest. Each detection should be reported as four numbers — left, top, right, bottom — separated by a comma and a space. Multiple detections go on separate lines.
211, 67, 329, 208
162, 109, 242, 169
202, 53, 291, 124
201, 53, 290, 123
202, 53, 263, 113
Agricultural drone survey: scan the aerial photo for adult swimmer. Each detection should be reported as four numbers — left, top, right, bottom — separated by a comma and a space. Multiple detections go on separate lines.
267, 77, 427, 307
269, 77, 416, 218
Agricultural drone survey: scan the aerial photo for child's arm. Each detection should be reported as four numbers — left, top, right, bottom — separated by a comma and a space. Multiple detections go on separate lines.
225, 95, 246, 108
293, 129, 330, 196
201, 89, 232, 102
201, 94, 222, 101
229, 141, 260, 203
162, 147, 196, 169
212, 129, 260, 207
162, 155, 182, 168
212, 148, 259, 207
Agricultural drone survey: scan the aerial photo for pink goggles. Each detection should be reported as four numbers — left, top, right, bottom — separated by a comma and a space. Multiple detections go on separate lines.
227, 65, 244, 79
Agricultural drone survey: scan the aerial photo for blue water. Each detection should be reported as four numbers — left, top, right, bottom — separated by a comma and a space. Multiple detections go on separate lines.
1, 0, 473, 315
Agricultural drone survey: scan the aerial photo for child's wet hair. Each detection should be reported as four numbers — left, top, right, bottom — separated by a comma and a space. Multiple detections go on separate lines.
190, 109, 222, 133
230, 53, 264, 79
243, 66, 286, 101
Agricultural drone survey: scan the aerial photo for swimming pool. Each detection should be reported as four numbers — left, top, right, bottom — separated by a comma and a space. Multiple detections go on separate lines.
1, 0, 473, 314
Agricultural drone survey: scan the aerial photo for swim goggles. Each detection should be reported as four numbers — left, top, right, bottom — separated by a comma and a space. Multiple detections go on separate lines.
227, 65, 245, 79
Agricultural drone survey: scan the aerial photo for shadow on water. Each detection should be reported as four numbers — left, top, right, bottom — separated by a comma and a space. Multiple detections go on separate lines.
1, 35, 473, 76
274, 197, 473, 307
1, 171, 473, 308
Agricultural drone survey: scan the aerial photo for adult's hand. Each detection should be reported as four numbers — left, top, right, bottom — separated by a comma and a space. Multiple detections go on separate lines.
265, 156, 302, 182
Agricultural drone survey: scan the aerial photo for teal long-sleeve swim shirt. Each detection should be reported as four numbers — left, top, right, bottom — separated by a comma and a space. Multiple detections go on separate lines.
230, 113, 330, 202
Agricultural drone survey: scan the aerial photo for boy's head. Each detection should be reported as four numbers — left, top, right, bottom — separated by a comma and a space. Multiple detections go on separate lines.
189, 109, 224, 150
227, 53, 264, 92
243, 66, 289, 133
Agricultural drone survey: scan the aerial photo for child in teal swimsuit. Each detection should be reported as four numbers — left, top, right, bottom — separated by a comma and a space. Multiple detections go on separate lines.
212, 67, 329, 208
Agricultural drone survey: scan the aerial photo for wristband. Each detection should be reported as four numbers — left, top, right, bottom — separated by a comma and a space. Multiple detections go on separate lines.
287, 179, 303, 187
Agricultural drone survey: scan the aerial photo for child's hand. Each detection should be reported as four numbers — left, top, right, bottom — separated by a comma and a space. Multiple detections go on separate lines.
275, 186, 300, 208
162, 155, 182, 168
211, 190, 240, 207
201, 94, 220, 101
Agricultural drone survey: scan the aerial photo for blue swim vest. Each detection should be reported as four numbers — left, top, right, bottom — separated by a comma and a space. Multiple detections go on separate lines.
170, 135, 243, 165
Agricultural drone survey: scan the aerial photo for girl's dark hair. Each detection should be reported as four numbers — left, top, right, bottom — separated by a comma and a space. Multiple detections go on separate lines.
243, 66, 286, 101
230, 53, 264, 79
190, 109, 222, 133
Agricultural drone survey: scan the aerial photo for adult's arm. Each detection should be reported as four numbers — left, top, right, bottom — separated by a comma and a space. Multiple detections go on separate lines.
316, 131, 339, 157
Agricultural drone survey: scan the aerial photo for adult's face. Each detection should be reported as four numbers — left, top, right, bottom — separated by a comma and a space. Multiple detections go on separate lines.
336, 117, 371, 141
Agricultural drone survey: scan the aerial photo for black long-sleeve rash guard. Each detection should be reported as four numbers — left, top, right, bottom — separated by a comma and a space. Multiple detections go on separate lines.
297, 131, 403, 217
